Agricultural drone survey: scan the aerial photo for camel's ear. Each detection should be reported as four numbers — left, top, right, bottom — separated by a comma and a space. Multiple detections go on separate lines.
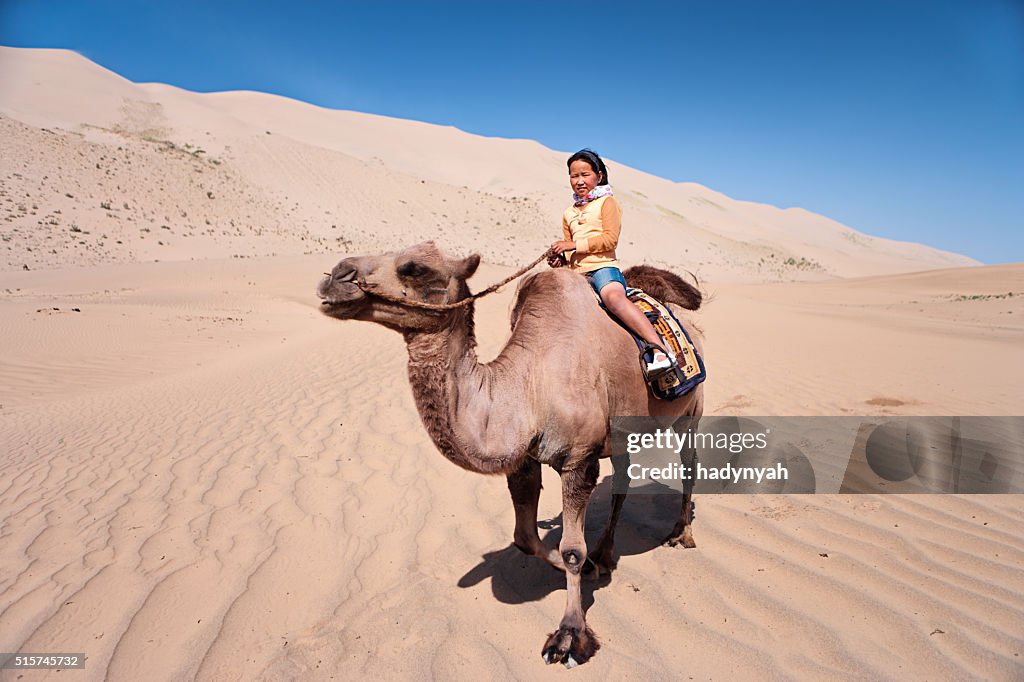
456, 253, 481, 280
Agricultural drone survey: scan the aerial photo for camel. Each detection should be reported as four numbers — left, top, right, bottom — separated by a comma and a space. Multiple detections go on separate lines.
317, 241, 705, 667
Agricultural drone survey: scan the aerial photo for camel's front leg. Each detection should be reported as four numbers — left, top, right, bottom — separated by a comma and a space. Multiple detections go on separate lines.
542, 455, 600, 667
506, 458, 564, 570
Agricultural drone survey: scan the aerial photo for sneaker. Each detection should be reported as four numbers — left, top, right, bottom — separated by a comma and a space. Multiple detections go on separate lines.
645, 350, 674, 376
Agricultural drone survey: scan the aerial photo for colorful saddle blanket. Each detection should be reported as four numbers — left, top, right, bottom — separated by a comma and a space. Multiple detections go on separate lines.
600, 288, 707, 400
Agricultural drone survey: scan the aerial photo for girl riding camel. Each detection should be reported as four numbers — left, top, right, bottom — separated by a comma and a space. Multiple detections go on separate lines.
549, 148, 674, 376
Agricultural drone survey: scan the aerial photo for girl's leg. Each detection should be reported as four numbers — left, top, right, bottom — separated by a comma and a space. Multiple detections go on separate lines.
599, 282, 667, 352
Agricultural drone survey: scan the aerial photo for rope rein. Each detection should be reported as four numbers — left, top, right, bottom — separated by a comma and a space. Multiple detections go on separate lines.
356, 250, 552, 311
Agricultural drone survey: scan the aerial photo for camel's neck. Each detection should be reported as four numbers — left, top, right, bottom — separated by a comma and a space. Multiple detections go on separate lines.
404, 306, 534, 474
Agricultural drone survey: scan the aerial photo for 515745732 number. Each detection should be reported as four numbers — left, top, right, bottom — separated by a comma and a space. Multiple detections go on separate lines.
0, 653, 86, 669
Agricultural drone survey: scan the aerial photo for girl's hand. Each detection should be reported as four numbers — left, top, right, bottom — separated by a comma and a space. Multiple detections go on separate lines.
549, 240, 576, 255
547, 253, 565, 268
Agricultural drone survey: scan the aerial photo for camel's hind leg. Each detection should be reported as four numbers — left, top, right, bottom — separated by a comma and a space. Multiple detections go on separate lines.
583, 492, 623, 581
663, 492, 697, 548
663, 442, 697, 548
506, 457, 564, 570
542, 454, 601, 667
584, 453, 630, 581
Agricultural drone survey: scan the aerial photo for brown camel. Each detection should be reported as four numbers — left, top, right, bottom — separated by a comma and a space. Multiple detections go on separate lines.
317, 241, 705, 667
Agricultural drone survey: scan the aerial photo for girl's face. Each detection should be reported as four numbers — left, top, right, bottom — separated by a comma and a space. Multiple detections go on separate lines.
569, 159, 602, 197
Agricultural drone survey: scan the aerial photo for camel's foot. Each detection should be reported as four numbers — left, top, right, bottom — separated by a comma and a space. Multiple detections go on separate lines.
662, 521, 696, 549
582, 545, 617, 582
541, 625, 600, 668
513, 540, 566, 572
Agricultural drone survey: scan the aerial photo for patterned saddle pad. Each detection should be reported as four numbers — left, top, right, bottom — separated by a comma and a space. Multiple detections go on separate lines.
598, 287, 707, 400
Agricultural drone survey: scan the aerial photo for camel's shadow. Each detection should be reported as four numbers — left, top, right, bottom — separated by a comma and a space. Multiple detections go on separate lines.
457, 475, 687, 608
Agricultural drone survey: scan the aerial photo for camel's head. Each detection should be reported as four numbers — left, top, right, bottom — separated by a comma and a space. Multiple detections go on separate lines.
317, 241, 481, 332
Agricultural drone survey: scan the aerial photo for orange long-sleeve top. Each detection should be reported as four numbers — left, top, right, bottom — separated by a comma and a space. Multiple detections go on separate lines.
561, 195, 622, 273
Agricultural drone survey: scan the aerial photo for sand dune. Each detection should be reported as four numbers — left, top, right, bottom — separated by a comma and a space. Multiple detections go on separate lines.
1, 45, 1022, 680
1, 46, 976, 280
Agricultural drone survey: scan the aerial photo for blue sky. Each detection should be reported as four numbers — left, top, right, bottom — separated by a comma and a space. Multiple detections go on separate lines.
2, 1, 1022, 263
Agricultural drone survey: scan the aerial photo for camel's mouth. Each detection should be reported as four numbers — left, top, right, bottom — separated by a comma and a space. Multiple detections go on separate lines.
319, 299, 365, 319
317, 276, 366, 318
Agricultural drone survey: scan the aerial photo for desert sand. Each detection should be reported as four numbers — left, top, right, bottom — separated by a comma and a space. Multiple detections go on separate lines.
1, 47, 1022, 680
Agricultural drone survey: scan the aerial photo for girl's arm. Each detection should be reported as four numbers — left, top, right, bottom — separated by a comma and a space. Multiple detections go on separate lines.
549, 214, 575, 257
574, 197, 622, 254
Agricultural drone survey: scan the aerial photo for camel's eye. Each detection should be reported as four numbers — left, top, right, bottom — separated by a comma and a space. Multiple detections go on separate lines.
398, 261, 430, 278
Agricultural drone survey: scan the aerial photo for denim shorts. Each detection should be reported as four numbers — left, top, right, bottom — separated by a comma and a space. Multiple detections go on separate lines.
584, 266, 627, 294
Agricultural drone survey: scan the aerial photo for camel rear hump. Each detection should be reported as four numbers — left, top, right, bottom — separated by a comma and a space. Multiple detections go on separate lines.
620, 265, 703, 311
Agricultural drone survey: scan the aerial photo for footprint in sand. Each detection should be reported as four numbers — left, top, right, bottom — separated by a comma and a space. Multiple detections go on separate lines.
865, 397, 906, 407
720, 394, 754, 410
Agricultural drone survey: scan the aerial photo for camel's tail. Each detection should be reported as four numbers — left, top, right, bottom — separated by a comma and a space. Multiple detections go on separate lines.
621, 265, 704, 311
